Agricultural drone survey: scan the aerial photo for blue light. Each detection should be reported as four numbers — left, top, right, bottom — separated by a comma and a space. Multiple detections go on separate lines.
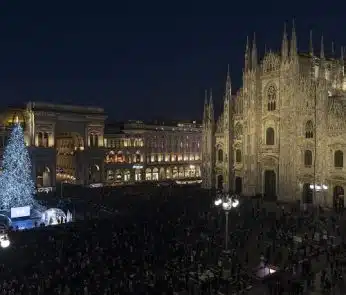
0, 123, 36, 209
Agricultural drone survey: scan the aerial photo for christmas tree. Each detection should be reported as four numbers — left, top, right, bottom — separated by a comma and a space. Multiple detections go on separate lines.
0, 122, 36, 209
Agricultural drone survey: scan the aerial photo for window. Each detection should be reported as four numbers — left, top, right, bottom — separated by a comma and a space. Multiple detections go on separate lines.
135, 169, 141, 181
218, 149, 223, 162
266, 127, 275, 145
334, 150, 343, 168
267, 85, 277, 111
235, 149, 242, 163
234, 123, 243, 140
305, 120, 314, 139
304, 150, 312, 167
89, 134, 99, 147
124, 170, 131, 182
135, 153, 141, 163
145, 168, 152, 180
152, 168, 159, 180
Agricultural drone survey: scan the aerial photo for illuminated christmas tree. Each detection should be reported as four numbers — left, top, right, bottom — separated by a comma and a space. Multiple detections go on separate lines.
0, 122, 36, 209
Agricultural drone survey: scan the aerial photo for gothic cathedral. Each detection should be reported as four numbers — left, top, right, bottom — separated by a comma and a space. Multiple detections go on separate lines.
202, 23, 346, 208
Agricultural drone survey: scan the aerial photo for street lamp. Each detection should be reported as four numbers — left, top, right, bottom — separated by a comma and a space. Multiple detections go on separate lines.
0, 234, 10, 248
214, 191, 239, 252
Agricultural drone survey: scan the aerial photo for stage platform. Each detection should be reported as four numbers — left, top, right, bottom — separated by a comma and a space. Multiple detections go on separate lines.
11, 217, 42, 230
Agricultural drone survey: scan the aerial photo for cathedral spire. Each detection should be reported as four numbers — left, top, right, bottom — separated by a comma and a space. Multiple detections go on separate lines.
320, 35, 325, 59
309, 30, 314, 56
209, 88, 214, 122
244, 36, 250, 72
290, 19, 297, 59
225, 65, 232, 101
341, 46, 344, 63
319, 35, 325, 79
203, 89, 208, 123
281, 22, 288, 62
340, 46, 344, 86
251, 32, 258, 70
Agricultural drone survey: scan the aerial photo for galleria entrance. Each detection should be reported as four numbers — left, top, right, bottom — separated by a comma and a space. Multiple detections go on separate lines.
264, 170, 276, 200
217, 175, 223, 190
302, 183, 313, 204
333, 185, 344, 209
235, 177, 242, 194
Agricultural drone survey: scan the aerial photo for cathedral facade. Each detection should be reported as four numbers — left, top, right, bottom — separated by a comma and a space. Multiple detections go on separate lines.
202, 24, 346, 208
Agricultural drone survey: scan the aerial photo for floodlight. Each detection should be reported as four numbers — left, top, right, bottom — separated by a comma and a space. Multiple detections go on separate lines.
214, 199, 222, 206
1, 239, 10, 248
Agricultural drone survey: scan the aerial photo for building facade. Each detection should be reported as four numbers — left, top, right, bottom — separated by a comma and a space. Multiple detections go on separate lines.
0, 102, 107, 187
202, 24, 346, 208
104, 121, 202, 185
0, 104, 202, 188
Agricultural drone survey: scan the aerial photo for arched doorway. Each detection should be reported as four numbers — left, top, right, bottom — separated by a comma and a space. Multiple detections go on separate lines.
172, 167, 178, 178
333, 186, 344, 209
217, 175, 223, 190
235, 177, 242, 194
124, 170, 131, 182
178, 167, 184, 178
145, 168, 152, 180
115, 170, 122, 182
135, 169, 142, 181
135, 152, 141, 163
302, 183, 313, 204
166, 167, 172, 179
264, 170, 276, 200
89, 164, 101, 183
159, 168, 165, 180
152, 168, 159, 180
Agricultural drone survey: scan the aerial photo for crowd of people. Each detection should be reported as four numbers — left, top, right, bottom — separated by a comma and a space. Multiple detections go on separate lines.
0, 184, 346, 295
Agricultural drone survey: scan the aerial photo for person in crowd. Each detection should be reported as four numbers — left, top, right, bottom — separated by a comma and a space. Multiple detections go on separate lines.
0, 185, 345, 295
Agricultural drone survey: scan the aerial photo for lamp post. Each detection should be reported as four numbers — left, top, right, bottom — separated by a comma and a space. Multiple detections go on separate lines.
214, 191, 239, 252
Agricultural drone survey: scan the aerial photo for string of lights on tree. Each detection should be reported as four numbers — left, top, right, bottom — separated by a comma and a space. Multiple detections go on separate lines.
0, 121, 36, 209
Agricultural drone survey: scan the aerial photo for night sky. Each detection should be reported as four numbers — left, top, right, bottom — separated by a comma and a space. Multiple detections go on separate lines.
0, 2, 342, 121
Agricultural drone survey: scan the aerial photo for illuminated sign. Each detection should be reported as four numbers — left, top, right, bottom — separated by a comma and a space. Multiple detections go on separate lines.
176, 180, 202, 185
11, 206, 30, 219
133, 165, 143, 169
37, 187, 53, 193
89, 183, 103, 188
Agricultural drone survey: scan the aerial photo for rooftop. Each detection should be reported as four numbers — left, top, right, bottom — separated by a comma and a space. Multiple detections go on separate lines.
104, 120, 202, 134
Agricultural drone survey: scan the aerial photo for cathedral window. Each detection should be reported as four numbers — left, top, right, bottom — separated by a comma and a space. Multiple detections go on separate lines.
304, 150, 312, 167
234, 123, 243, 140
235, 149, 242, 163
266, 127, 275, 145
218, 149, 223, 162
334, 150, 343, 168
267, 85, 277, 111
305, 120, 314, 139
235, 96, 243, 115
